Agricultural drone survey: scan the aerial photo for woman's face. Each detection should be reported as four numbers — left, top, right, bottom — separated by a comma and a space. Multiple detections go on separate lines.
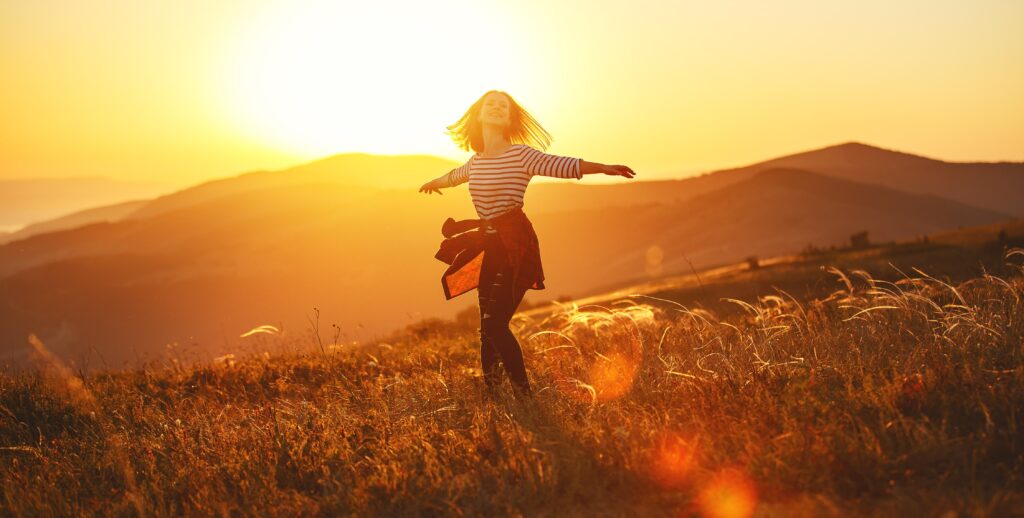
477, 92, 511, 127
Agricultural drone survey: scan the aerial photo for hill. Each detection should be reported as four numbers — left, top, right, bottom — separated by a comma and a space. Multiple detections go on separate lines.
527, 142, 1024, 216
531, 168, 1009, 297
527, 219, 1024, 322
0, 199, 150, 245
0, 163, 1011, 367
701, 142, 1024, 216
18, 141, 1017, 237
0, 177, 175, 232
0, 182, 471, 365
124, 153, 463, 220
2, 248, 1021, 515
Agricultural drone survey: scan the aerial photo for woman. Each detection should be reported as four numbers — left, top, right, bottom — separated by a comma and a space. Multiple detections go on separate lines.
419, 90, 635, 399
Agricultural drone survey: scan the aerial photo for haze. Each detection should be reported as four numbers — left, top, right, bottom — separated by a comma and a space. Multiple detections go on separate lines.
1, 0, 1022, 190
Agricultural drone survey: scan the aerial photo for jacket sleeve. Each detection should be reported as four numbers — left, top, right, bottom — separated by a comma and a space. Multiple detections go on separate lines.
521, 145, 582, 180
444, 158, 473, 187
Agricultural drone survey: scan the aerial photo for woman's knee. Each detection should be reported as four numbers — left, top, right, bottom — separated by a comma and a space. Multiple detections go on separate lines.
479, 313, 511, 340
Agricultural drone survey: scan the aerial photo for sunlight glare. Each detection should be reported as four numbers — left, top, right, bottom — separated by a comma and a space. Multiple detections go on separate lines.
696, 467, 759, 518
650, 431, 699, 489
589, 352, 638, 402
216, 0, 536, 158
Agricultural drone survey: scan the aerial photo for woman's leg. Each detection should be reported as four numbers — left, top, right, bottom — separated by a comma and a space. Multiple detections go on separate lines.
478, 240, 504, 390
491, 280, 532, 397
480, 251, 532, 396
478, 234, 532, 396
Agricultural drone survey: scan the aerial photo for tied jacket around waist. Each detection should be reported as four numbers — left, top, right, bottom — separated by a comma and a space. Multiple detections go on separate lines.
434, 207, 545, 300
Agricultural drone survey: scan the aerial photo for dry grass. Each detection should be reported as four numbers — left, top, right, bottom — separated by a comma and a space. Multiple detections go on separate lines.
2, 250, 1023, 517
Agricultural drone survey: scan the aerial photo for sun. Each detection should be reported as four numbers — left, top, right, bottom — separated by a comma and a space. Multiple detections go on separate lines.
214, 0, 537, 159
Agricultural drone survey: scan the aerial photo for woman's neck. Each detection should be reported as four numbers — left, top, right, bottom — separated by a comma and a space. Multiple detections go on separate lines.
481, 124, 511, 156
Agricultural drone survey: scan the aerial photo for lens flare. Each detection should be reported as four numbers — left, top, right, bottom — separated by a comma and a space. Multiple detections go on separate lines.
646, 245, 665, 276
527, 301, 655, 404
649, 432, 699, 489
589, 352, 639, 402
696, 467, 758, 518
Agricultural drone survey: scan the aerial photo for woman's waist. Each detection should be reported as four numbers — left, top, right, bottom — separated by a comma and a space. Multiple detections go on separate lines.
436, 206, 538, 265
438, 206, 531, 240
481, 206, 528, 232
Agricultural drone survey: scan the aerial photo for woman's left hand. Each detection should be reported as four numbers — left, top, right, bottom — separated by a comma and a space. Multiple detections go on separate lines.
419, 179, 444, 194
604, 165, 635, 179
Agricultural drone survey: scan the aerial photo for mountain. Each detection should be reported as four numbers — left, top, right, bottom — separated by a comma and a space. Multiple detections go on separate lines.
0, 156, 1009, 368
0, 199, 150, 245
124, 153, 460, 221
527, 142, 1024, 216
0, 177, 176, 231
18, 142, 1015, 239
699, 142, 1024, 216
0, 181, 471, 366
6, 141, 1020, 240
532, 167, 1009, 297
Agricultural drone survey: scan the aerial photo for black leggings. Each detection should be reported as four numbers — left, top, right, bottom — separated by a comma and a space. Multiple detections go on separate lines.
477, 231, 532, 396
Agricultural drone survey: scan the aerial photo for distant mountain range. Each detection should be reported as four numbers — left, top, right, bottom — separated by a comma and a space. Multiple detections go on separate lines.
527, 142, 1024, 217
0, 177, 176, 239
532, 166, 1009, 295
0, 199, 149, 245
1, 142, 1020, 367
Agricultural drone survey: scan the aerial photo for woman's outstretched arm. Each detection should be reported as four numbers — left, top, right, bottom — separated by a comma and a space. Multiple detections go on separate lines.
420, 160, 472, 195
418, 174, 449, 195
580, 160, 636, 179
522, 146, 635, 180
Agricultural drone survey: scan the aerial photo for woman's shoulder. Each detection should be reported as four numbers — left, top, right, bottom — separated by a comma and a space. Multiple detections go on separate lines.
506, 144, 535, 158
472, 144, 530, 159
514, 144, 544, 154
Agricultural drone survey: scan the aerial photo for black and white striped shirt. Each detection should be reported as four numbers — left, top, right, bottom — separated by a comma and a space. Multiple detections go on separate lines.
444, 144, 582, 228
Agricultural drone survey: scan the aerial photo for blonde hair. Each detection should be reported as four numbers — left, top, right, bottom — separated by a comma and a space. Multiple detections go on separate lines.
446, 90, 554, 153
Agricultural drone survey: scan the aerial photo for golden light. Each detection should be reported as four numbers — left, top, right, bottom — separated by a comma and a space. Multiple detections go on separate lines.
532, 302, 654, 404
214, 0, 537, 158
696, 467, 759, 518
645, 245, 665, 276
589, 352, 639, 402
649, 431, 700, 490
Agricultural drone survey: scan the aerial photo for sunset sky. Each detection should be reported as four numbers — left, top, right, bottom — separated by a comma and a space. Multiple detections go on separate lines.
2, 0, 1022, 188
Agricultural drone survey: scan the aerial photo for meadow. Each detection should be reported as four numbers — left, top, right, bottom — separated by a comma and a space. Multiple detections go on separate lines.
1, 245, 1022, 516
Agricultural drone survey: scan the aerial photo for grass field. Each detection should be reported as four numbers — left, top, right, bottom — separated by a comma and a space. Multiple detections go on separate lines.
1, 240, 1023, 516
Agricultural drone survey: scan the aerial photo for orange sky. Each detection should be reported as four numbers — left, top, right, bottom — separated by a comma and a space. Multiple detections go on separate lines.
2, 0, 1022, 188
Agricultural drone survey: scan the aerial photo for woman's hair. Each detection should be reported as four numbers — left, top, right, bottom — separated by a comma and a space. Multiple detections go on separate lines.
446, 90, 554, 153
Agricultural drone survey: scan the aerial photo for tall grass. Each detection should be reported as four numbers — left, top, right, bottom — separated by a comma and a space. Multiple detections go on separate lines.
2, 250, 1022, 516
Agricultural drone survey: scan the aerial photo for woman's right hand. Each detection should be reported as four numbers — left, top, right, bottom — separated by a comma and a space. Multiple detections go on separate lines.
419, 178, 444, 195
604, 164, 635, 179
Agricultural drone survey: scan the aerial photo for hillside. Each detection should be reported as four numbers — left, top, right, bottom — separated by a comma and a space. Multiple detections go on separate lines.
529, 219, 1024, 323
15, 141, 1017, 238
702, 142, 1024, 216
2, 250, 1021, 515
1, 144, 1018, 368
0, 177, 175, 231
0, 199, 150, 245
0, 182, 462, 364
124, 153, 464, 220
528, 142, 1024, 216
532, 168, 1009, 296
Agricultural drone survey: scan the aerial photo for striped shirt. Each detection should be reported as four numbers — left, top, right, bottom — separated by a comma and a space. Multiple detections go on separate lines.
444, 144, 582, 230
